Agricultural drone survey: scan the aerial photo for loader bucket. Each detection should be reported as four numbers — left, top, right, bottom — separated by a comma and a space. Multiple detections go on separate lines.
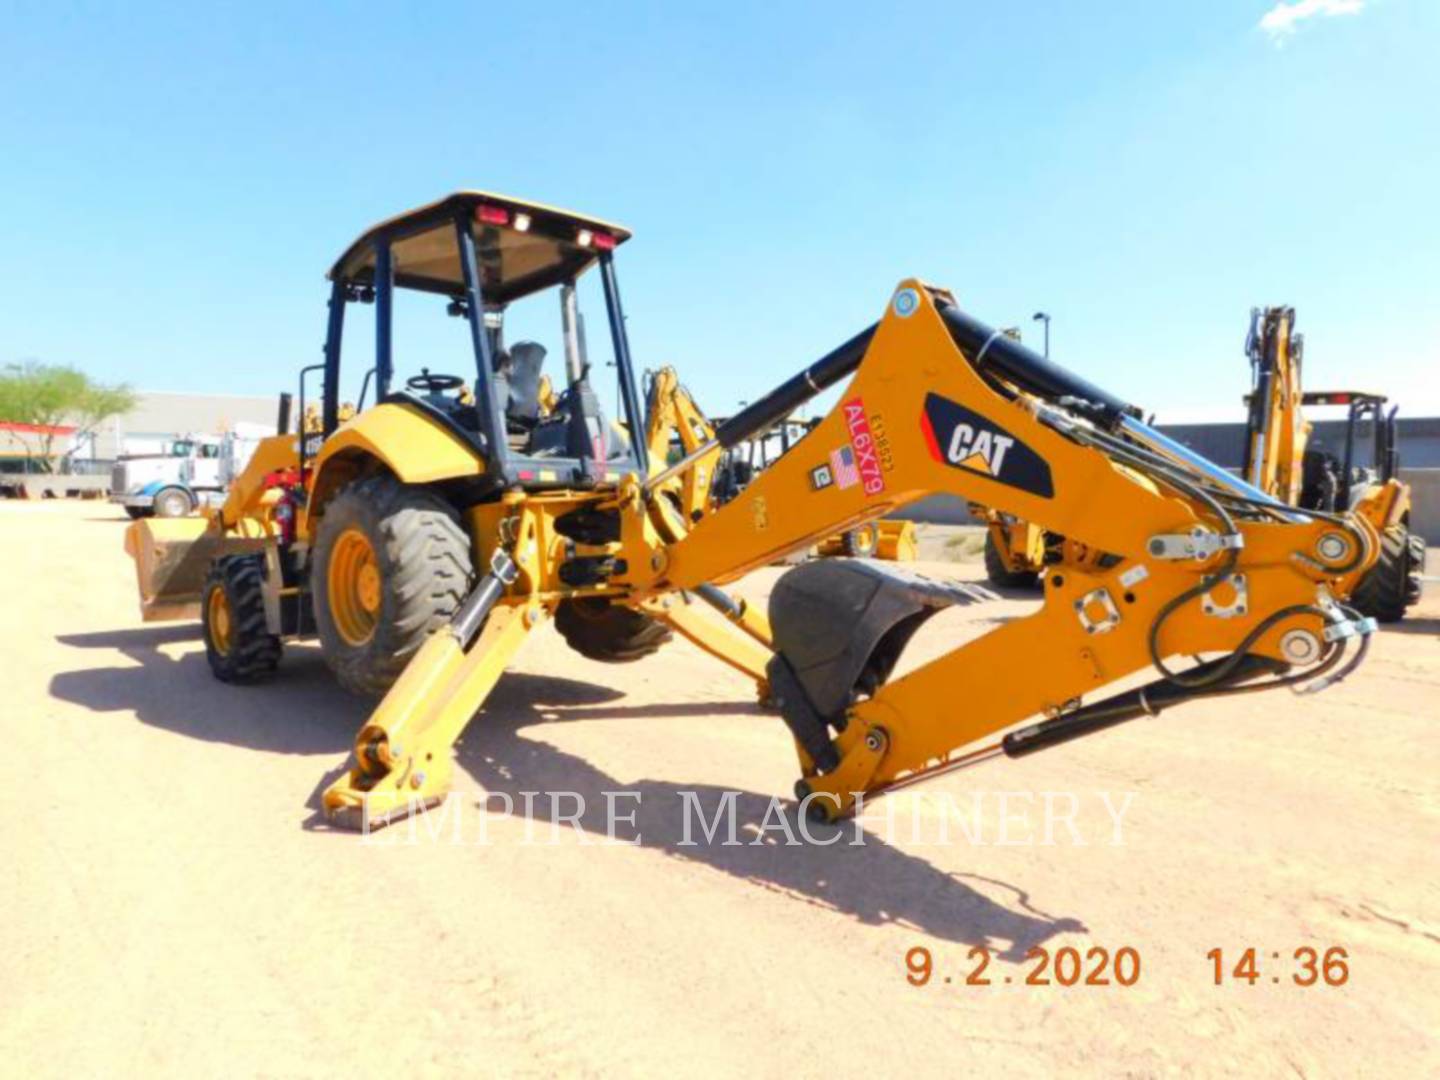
123, 517, 265, 622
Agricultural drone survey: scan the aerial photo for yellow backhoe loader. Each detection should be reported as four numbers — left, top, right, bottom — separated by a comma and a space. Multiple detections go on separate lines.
127, 192, 1379, 830
1241, 306, 1424, 621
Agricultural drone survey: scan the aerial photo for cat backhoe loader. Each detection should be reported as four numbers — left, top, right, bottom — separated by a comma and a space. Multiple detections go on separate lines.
1242, 306, 1424, 621
126, 191, 1379, 830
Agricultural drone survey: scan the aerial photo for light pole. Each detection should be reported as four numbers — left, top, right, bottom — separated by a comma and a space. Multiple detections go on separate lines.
1032, 311, 1051, 359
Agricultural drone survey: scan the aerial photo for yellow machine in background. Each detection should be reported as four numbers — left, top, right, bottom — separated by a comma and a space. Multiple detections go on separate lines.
974, 510, 1045, 587
1242, 306, 1425, 621
125, 192, 1379, 831
977, 306, 1426, 619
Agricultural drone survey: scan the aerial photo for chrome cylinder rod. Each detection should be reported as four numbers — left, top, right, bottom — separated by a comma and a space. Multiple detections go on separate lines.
1117, 414, 1308, 522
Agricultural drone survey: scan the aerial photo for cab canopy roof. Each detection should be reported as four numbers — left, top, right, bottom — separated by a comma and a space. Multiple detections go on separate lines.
329, 191, 632, 305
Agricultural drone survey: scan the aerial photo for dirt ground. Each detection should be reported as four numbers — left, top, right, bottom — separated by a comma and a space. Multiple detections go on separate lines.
2, 501, 1437, 1077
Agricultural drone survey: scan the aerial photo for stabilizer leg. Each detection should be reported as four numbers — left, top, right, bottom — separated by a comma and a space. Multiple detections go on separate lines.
322, 552, 539, 830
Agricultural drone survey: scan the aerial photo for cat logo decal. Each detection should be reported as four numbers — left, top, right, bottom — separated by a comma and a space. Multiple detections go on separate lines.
920, 393, 1054, 498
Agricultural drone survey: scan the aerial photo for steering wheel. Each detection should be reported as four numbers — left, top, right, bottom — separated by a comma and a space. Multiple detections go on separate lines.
407, 369, 465, 393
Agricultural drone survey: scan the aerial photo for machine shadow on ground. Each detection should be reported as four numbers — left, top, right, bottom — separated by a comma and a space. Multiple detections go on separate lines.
49, 629, 1086, 958
51, 626, 365, 754
444, 672, 1087, 962
1381, 617, 1440, 637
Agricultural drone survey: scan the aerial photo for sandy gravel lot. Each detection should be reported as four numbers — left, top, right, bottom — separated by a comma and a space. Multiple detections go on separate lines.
2, 501, 1437, 1077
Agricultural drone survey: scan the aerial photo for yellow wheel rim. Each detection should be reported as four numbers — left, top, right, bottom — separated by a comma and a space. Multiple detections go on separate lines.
208, 586, 233, 656
329, 527, 381, 646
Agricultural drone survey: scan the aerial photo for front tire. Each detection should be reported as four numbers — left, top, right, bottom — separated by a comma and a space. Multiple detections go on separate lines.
203, 555, 283, 683
1350, 525, 1425, 623
313, 474, 473, 696
123, 506, 149, 520
153, 487, 193, 518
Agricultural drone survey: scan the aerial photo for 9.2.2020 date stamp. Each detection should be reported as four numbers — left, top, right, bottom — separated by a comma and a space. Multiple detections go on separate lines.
905, 944, 1142, 988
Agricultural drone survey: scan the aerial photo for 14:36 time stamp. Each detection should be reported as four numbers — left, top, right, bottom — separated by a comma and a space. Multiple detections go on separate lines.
1208, 946, 1350, 986
903, 945, 1350, 988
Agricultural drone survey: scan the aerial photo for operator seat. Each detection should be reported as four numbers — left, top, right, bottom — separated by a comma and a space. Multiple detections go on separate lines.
505, 342, 547, 428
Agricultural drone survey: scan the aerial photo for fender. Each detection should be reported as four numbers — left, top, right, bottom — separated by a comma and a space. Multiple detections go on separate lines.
307, 402, 486, 515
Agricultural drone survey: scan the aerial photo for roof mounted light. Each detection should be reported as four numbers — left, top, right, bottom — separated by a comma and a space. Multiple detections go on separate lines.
591, 231, 617, 251
513, 211, 532, 232
575, 228, 594, 248
476, 205, 510, 226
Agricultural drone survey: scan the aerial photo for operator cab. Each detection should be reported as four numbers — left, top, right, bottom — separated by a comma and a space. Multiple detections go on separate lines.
1297, 391, 1399, 512
320, 191, 649, 491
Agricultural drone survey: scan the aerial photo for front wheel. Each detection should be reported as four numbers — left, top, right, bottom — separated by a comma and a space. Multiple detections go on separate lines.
153, 486, 193, 518
312, 474, 473, 696
202, 555, 283, 683
123, 506, 149, 520
1350, 525, 1424, 623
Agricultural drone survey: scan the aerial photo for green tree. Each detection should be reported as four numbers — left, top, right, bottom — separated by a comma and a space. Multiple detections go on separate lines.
0, 362, 137, 472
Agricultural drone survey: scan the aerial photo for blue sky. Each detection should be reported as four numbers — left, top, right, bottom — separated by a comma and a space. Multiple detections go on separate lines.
2, 1, 1436, 423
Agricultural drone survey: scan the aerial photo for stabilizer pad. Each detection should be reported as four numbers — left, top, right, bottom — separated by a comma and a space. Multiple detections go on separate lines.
768, 558, 996, 725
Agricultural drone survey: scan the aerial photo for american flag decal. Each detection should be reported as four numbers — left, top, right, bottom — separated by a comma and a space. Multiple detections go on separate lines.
830, 445, 859, 489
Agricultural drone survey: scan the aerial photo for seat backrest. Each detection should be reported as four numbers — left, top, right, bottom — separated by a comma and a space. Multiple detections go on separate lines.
505, 341, 546, 426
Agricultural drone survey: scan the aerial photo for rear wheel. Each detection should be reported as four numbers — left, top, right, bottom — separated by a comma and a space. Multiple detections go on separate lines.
555, 598, 672, 662
313, 474, 473, 695
153, 486, 192, 518
1350, 525, 1424, 623
983, 530, 1039, 588
842, 523, 879, 558
202, 555, 282, 683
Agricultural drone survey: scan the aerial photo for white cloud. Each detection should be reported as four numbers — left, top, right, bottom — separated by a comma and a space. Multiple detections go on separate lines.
1259, 0, 1366, 38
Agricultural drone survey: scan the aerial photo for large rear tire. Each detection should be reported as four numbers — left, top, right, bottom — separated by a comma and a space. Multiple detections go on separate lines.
202, 555, 283, 683
555, 598, 672, 663
983, 530, 1040, 589
1349, 525, 1424, 623
313, 474, 473, 695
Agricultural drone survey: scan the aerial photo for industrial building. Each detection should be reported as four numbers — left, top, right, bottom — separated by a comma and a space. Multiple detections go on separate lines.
93, 390, 278, 459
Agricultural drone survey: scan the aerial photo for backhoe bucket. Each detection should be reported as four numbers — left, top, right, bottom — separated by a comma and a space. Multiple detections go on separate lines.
123, 517, 264, 622
765, 559, 995, 771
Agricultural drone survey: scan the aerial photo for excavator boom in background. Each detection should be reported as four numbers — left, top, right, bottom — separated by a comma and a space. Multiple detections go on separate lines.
123, 193, 1380, 830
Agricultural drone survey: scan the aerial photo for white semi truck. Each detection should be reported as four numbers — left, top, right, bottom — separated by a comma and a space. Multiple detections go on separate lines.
109, 424, 270, 518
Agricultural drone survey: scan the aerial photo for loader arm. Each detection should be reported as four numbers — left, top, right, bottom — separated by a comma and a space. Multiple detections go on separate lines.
649, 282, 1377, 816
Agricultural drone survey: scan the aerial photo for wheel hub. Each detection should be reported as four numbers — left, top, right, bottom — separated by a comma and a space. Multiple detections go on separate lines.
208, 587, 232, 656
329, 528, 381, 646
